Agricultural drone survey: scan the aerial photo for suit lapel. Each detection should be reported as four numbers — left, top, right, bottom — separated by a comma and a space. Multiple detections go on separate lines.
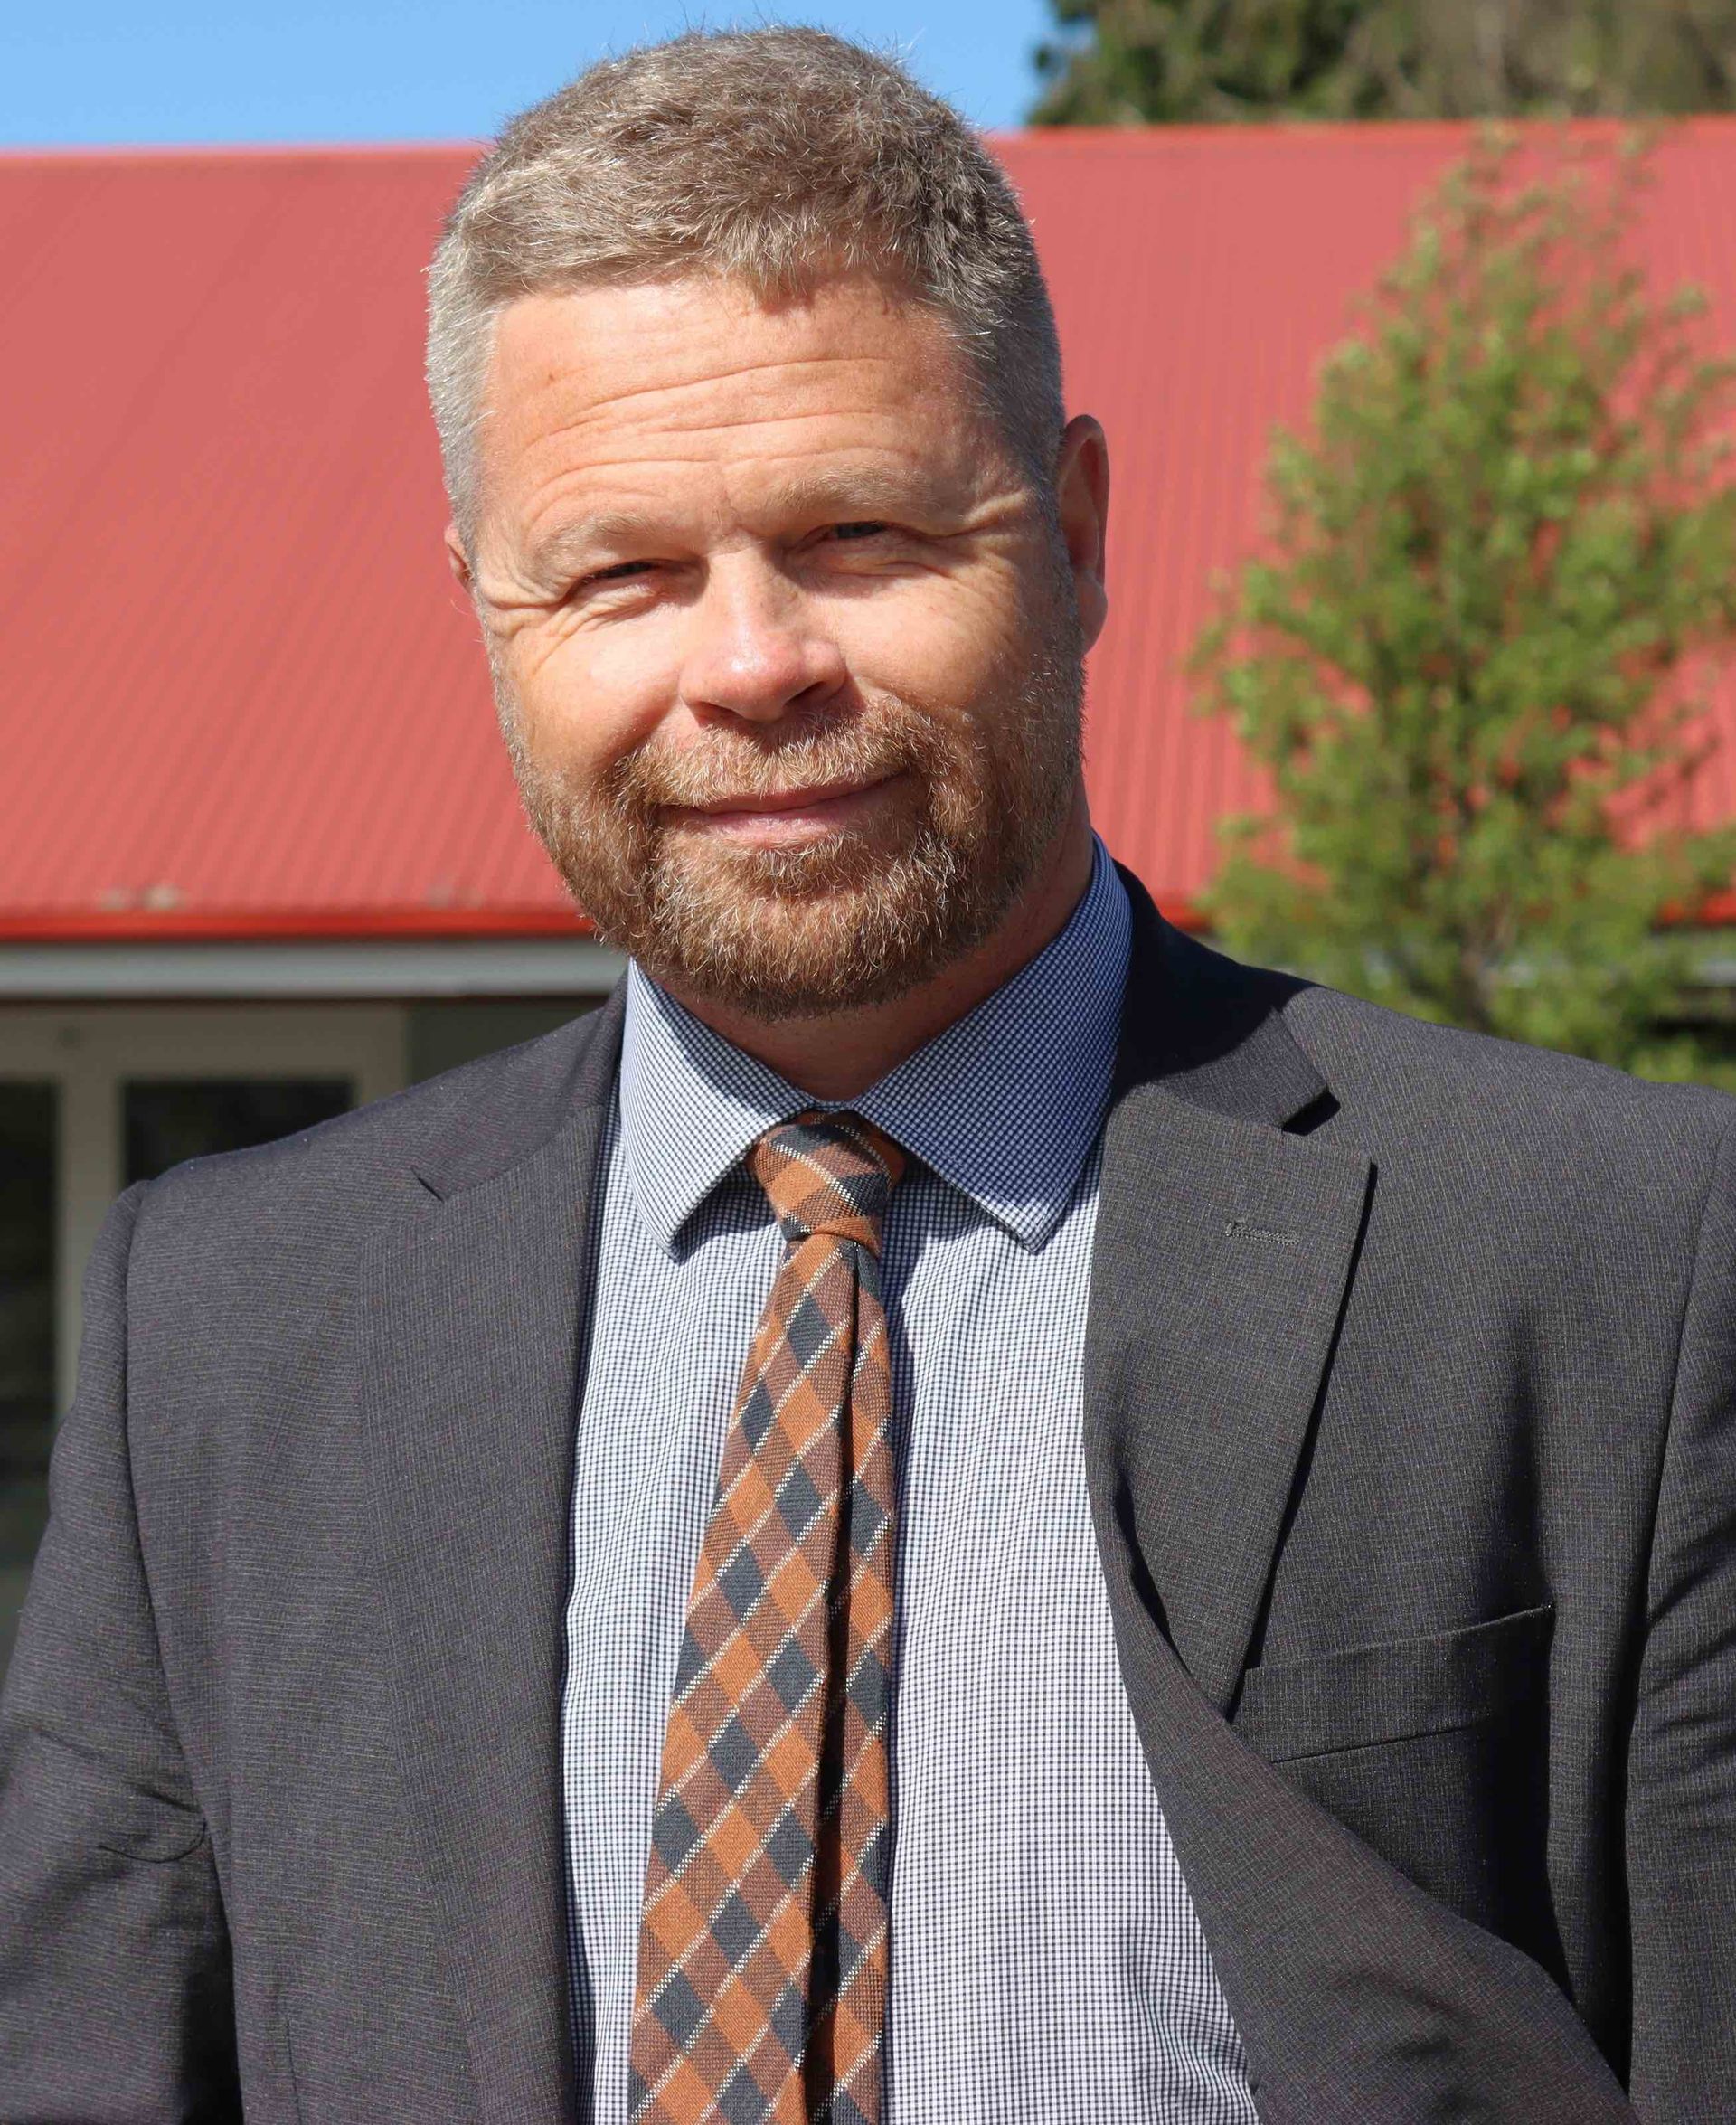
362, 1000, 622, 2125
1083, 886, 1636, 2118
1088, 879, 1372, 1709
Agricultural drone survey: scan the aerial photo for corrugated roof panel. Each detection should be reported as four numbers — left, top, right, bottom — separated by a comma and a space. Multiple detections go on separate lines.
5, 125, 1736, 937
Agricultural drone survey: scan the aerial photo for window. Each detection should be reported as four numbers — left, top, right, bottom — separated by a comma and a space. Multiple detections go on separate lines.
124, 1078, 353, 1185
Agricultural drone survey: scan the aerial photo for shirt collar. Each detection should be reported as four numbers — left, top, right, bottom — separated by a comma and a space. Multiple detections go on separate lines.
618, 835, 1131, 1255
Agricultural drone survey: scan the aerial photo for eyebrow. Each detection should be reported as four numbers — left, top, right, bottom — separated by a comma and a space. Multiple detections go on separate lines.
521, 467, 939, 581
760, 467, 932, 518
523, 513, 663, 581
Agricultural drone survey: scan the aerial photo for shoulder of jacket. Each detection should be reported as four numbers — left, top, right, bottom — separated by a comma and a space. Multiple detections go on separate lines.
1282, 978, 1736, 1166
130, 997, 621, 1248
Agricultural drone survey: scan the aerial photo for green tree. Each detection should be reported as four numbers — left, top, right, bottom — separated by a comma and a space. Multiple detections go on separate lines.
1033, 1, 1736, 128
1188, 134, 1736, 1080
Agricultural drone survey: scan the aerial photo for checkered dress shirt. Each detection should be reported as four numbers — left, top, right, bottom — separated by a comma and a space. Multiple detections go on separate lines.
561, 837, 1258, 2122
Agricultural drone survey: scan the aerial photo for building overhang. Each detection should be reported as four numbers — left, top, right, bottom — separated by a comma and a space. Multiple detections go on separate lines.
0, 936, 627, 1000
0, 906, 625, 1000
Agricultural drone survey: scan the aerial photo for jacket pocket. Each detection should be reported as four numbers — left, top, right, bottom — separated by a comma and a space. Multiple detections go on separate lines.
1231, 1602, 1561, 1967
1233, 1601, 1554, 1763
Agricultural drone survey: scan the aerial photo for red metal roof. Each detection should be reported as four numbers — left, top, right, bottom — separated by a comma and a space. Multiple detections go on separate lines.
6, 121, 1736, 940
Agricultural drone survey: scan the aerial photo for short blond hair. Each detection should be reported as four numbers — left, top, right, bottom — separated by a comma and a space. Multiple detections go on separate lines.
427, 27, 1064, 545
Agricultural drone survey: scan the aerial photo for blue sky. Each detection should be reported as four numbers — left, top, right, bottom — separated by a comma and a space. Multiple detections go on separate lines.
2, 0, 1063, 146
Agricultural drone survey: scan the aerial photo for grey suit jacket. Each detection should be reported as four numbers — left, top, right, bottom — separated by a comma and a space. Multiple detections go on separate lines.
4, 871, 1733, 2122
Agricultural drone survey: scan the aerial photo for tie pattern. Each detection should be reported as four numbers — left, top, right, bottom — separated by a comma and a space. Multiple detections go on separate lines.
629, 1111, 907, 2125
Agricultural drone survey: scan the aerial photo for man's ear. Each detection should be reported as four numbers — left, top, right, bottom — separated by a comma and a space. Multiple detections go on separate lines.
444, 522, 473, 592
1053, 414, 1109, 652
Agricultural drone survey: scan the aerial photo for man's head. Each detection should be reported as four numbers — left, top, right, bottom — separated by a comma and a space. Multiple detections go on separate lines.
429, 29, 1108, 1021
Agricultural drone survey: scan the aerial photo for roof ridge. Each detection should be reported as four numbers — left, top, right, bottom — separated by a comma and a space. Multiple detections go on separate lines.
0, 141, 480, 169
993, 112, 1736, 150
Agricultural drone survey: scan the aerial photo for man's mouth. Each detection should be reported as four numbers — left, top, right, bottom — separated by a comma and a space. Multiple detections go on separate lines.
665, 770, 903, 845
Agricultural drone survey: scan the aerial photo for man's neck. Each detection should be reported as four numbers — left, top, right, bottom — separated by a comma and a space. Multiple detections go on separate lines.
657, 794, 1098, 1101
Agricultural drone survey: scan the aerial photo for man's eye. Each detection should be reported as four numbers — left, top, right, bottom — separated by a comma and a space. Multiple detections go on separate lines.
581, 560, 655, 587
826, 521, 889, 542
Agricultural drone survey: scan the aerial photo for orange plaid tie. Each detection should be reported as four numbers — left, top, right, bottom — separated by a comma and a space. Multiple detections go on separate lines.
628, 1110, 907, 2125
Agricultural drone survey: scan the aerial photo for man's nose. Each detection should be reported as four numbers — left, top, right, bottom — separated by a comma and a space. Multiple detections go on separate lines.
678, 556, 847, 723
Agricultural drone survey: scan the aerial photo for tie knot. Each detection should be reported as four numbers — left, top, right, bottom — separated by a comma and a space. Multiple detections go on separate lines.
750, 1110, 906, 1254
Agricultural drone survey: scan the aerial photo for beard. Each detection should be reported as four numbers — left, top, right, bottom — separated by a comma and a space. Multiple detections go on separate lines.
497, 613, 1085, 1021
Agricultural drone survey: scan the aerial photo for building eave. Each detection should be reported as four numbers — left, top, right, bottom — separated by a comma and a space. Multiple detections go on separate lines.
0, 936, 627, 1000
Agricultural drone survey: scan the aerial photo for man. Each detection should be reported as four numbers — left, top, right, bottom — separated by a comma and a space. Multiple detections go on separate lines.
1, 26, 1731, 2124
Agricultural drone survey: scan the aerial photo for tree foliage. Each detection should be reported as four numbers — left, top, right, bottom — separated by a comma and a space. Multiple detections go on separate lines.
1188, 135, 1736, 1078
1033, 0, 1736, 128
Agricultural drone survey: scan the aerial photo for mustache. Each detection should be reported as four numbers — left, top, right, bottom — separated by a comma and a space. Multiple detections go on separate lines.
605, 712, 943, 815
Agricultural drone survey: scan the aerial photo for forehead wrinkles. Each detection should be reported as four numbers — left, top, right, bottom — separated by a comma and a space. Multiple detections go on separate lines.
506, 420, 944, 574
486, 280, 975, 453
504, 400, 982, 578
504, 358, 958, 490
542, 339, 920, 421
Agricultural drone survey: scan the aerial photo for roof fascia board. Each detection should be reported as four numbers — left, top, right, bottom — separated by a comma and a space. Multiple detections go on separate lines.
0, 939, 627, 1001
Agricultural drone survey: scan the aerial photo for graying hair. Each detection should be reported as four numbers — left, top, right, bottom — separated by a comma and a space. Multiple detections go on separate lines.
426, 26, 1064, 547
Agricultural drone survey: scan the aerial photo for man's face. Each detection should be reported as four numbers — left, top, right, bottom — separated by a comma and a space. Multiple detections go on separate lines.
457, 270, 1099, 1018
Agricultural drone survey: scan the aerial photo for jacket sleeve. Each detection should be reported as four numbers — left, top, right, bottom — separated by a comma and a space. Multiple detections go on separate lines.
0, 1183, 240, 2120
1626, 1110, 1736, 2120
